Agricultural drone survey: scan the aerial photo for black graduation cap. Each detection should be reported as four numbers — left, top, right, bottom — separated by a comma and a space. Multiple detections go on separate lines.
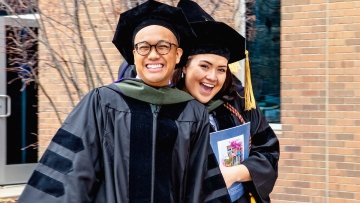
177, 0, 214, 22
112, 0, 195, 66
177, 0, 245, 63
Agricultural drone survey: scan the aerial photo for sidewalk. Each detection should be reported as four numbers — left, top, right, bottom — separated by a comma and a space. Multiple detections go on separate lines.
0, 198, 16, 203
0, 184, 23, 203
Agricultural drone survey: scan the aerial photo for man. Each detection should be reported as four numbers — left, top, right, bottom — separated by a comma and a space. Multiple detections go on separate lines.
18, 1, 210, 202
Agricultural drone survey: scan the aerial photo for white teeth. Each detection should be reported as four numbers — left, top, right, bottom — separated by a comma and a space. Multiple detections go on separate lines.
146, 64, 163, 69
202, 83, 215, 88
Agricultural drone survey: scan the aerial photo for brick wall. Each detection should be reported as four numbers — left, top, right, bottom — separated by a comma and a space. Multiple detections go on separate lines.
38, 0, 124, 154
279, 0, 360, 202
37, 0, 239, 154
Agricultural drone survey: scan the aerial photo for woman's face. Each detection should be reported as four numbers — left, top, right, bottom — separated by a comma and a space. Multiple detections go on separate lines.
133, 25, 183, 87
183, 54, 228, 103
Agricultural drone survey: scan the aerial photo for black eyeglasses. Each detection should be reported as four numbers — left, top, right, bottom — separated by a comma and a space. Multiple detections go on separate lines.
134, 40, 178, 56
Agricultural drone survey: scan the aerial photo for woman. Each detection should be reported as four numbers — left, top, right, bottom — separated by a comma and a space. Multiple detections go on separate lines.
18, 1, 210, 202
173, 1, 280, 202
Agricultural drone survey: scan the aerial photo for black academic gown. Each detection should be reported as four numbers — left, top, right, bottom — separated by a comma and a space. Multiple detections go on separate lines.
117, 65, 279, 203
119, 65, 280, 203
206, 88, 280, 203
18, 81, 210, 203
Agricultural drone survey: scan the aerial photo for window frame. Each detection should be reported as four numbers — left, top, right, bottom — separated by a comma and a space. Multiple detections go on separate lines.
0, 14, 39, 185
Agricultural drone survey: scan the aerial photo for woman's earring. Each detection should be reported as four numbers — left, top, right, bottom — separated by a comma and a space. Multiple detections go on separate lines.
181, 72, 184, 78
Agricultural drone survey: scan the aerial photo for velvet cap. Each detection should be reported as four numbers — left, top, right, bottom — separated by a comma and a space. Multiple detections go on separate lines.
112, 0, 196, 66
177, 0, 245, 63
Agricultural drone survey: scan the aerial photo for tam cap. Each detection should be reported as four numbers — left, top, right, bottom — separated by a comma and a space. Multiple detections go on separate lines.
113, 0, 196, 66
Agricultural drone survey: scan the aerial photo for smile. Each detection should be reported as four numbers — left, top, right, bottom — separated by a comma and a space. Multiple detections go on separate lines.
200, 82, 215, 94
201, 82, 215, 88
146, 64, 163, 69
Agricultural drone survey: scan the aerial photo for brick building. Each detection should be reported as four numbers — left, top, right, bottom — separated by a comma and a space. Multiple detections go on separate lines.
278, 1, 360, 202
1, 0, 360, 202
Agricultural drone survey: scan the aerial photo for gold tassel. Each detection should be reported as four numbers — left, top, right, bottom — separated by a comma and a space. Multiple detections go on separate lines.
244, 50, 256, 110
249, 192, 256, 203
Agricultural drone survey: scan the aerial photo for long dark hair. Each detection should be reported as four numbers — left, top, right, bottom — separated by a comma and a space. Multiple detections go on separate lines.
172, 57, 235, 102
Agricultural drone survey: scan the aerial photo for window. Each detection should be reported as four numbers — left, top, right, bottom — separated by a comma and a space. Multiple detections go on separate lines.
0, 14, 38, 185
247, 0, 281, 123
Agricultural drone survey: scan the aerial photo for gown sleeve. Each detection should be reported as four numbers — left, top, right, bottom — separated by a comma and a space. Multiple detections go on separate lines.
241, 105, 280, 203
203, 147, 232, 203
18, 89, 105, 203
230, 76, 280, 203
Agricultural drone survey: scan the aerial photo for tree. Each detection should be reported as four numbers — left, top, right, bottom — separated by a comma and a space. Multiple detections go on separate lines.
1, 0, 256, 127
2, 0, 125, 124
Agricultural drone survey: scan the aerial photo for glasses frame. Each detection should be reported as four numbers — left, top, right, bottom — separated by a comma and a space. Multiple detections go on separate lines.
134, 40, 178, 56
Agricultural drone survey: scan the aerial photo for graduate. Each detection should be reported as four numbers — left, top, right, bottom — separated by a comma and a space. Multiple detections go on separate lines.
173, 0, 280, 202
18, 1, 210, 202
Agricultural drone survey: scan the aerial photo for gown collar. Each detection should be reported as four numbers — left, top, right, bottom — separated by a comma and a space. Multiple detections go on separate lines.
115, 79, 194, 105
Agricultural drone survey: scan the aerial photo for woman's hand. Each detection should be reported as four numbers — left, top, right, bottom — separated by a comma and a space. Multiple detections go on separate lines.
220, 164, 252, 188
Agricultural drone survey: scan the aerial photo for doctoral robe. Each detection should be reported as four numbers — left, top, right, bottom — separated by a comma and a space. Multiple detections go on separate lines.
18, 79, 210, 203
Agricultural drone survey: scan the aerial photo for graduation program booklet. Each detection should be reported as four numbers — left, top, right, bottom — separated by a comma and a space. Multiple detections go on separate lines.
210, 122, 251, 202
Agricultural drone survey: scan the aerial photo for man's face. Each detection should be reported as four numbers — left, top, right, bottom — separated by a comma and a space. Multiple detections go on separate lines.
133, 25, 183, 87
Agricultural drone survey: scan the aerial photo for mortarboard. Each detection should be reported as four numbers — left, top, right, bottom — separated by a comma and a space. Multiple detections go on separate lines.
176, 0, 214, 22
177, 0, 245, 63
112, 0, 196, 66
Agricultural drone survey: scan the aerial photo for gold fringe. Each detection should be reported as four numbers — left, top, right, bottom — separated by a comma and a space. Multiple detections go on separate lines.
244, 50, 256, 110
228, 51, 256, 110
249, 192, 256, 203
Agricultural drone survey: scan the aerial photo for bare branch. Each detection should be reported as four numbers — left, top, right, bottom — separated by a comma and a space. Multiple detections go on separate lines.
81, 0, 114, 81
74, 0, 95, 91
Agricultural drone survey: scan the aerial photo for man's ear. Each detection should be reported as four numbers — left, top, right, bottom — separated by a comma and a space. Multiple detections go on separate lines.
133, 49, 138, 65
176, 48, 183, 64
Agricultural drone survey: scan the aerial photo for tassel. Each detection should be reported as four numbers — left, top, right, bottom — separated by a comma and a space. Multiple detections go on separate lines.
249, 192, 256, 203
244, 50, 256, 110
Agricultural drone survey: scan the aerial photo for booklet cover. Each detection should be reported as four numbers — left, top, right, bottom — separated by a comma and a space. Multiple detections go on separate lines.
209, 122, 251, 202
